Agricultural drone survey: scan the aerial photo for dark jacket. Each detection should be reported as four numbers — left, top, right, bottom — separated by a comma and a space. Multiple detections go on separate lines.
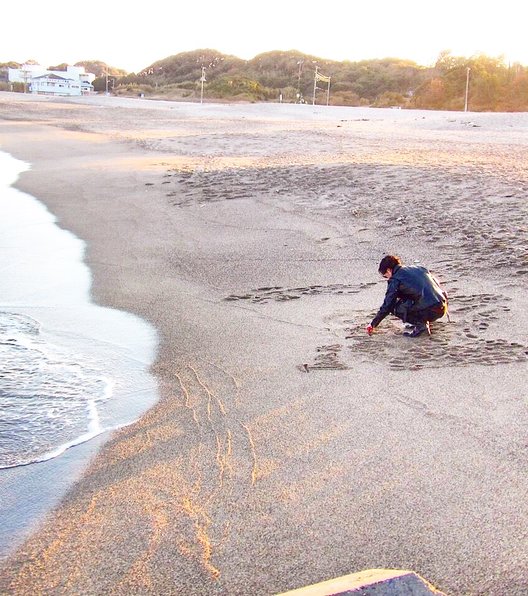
371, 264, 447, 328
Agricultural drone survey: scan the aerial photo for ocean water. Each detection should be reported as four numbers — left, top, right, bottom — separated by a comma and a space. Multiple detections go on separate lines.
0, 150, 159, 554
0, 310, 112, 468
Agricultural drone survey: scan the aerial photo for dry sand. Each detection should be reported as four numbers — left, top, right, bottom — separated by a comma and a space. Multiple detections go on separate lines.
0, 92, 527, 594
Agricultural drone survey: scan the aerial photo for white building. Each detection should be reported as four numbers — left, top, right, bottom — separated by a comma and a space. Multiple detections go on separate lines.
8, 64, 95, 96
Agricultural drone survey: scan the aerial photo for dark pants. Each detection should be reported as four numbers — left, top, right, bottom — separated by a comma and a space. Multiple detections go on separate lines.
393, 300, 446, 325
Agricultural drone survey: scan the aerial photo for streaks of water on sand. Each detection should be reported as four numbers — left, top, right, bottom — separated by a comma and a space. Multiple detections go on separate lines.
162, 363, 269, 578
123, 361, 239, 581
174, 370, 199, 427
24, 361, 249, 586
241, 423, 259, 486
114, 459, 220, 586
189, 364, 228, 417
180, 494, 220, 580
175, 365, 234, 493
178, 364, 263, 490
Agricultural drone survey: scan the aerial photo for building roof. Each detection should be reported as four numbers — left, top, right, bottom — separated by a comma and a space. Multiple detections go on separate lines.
33, 73, 74, 81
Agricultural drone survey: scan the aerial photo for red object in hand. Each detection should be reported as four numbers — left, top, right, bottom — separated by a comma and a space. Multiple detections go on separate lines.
366, 324, 374, 335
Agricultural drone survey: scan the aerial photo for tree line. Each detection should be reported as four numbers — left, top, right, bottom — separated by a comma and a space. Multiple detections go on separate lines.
3, 50, 528, 111
103, 49, 528, 111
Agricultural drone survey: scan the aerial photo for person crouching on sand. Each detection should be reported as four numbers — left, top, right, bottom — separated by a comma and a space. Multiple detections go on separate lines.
366, 255, 448, 338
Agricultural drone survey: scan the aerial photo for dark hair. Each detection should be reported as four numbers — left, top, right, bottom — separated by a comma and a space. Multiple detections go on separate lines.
378, 255, 401, 274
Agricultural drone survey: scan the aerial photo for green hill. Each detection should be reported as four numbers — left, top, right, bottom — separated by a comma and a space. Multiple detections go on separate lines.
108, 48, 432, 107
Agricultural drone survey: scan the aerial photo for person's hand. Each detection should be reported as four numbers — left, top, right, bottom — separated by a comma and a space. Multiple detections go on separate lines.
366, 324, 374, 335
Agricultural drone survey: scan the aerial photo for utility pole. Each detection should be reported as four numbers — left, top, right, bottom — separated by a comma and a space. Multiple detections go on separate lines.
21, 68, 31, 93
200, 66, 206, 104
297, 59, 303, 100
464, 67, 470, 112
312, 66, 318, 106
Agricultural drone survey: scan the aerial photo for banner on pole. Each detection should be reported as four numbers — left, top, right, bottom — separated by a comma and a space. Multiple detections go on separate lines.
312, 67, 331, 106
315, 72, 331, 83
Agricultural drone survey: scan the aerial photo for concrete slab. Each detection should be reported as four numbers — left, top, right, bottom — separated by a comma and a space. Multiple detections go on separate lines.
277, 569, 447, 595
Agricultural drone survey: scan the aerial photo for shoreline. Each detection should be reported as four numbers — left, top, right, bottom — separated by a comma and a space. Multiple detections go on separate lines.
0, 149, 159, 557
0, 93, 527, 594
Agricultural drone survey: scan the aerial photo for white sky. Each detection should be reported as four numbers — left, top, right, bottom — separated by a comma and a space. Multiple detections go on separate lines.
3, 1, 526, 72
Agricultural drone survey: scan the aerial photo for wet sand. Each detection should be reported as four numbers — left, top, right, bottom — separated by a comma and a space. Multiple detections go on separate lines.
0, 92, 527, 594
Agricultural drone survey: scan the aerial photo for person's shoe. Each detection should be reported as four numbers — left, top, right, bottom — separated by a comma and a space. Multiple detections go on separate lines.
404, 321, 431, 337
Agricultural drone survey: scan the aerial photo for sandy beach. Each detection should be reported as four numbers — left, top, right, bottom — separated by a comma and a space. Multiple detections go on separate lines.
0, 92, 527, 594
